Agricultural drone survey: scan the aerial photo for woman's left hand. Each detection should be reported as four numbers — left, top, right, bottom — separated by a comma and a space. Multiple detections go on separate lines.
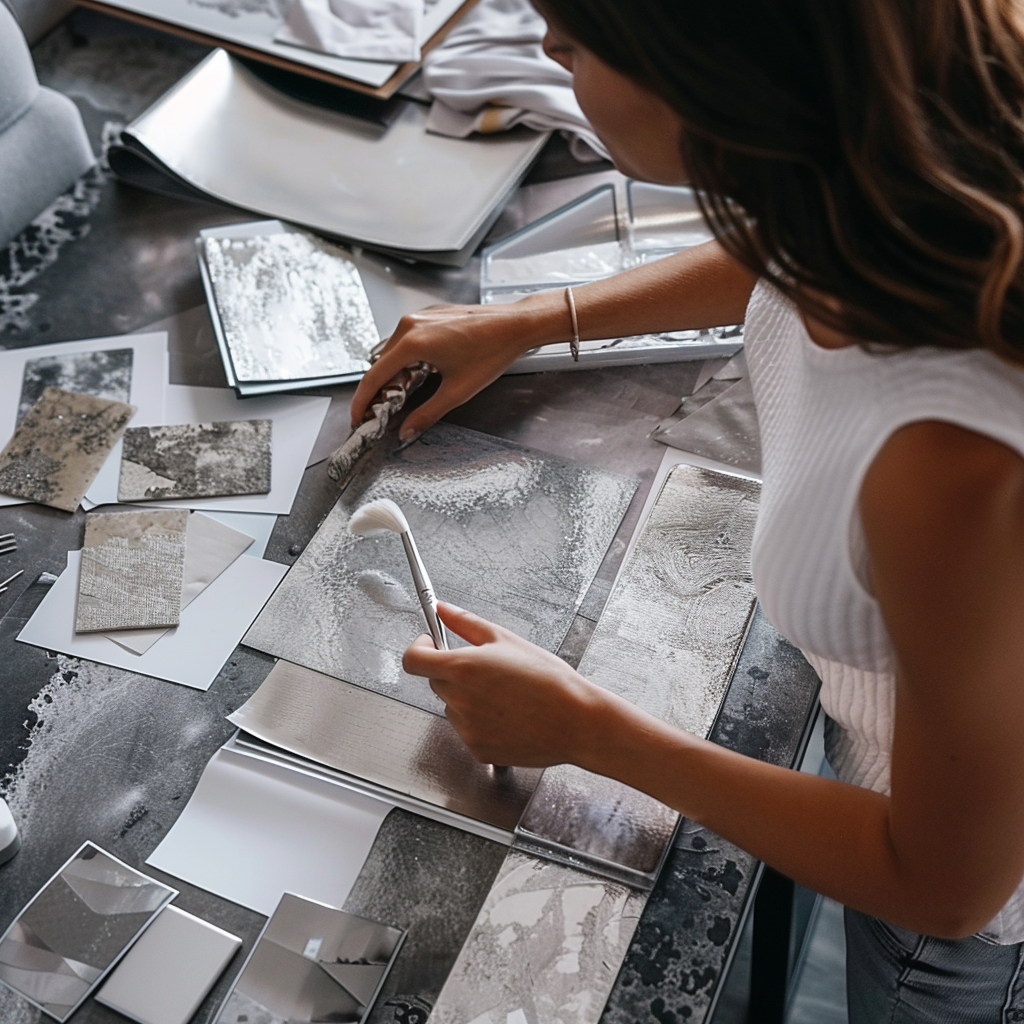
403, 602, 617, 769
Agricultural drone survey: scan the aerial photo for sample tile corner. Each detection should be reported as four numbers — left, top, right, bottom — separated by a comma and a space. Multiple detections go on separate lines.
118, 419, 272, 501
0, 841, 176, 1022
0, 387, 136, 512
75, 510, 189, 633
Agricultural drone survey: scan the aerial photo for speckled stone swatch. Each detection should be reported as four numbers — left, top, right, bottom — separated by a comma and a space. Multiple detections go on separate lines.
75, 510, 189, 633
0, 387, 136, 512
244, 423, 636, 715
117, 420, 272, 501
203, 232, 380, 384
18, 348, 133, 424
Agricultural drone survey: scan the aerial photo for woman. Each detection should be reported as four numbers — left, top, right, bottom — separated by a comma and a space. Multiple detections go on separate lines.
350, 2, 1024, 1019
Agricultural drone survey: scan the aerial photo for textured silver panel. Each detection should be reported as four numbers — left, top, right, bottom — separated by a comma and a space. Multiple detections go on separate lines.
76, 510, 189, 633
229, 660, 541, 833
243, 423, 636, 715
429, 851, 645, 1024
202, 232, 378, 384
118, 420, 272, 501
516, 465, 760, 887
0, 387, 135, 512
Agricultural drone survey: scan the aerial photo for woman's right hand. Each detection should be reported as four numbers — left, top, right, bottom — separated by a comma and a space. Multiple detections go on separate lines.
350, 294, 568, 441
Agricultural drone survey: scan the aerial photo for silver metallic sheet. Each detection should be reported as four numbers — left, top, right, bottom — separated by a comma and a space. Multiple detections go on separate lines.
118, 419, 272, 500
214, 893, 404, 1024
0, 842, 175, 1022
18, 348, 133, 423
202, 232, 378, 384
122, 51, 548, 256
516, 465, 760, 887
429, 851, 645, 1024
229, 660, 542, 833
76, 509, 189, 633
0, 387, 136, 512
243, 423, 636, 715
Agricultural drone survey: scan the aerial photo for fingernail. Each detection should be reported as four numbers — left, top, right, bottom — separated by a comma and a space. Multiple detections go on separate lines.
397, 429, 422, 449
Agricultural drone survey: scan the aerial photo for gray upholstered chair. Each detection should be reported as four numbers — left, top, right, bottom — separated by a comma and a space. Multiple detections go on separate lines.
2, 0, 73, 45
0, 0, 94, 248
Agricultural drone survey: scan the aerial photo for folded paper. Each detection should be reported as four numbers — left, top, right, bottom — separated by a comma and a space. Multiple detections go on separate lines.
277, 0, 422, 61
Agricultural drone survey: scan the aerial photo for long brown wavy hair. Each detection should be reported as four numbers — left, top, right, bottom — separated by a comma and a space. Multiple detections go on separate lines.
538, 0, 1024, 361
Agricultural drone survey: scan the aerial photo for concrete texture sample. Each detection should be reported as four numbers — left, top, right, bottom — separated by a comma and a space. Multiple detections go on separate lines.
18, 348, 133, 423
118, 419, 272, 501
75, 509, 188, 633
0, 387, 135, 512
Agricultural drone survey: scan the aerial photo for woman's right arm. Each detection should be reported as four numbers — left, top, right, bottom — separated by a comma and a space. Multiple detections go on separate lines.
350, 239, 757, 440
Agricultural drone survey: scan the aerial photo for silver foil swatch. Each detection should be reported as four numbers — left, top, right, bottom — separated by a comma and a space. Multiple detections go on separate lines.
118, 420, 273, 501
0, 387, 136, 512
202, 232, 379, 384
214, 893, 404, 1024
229, 660, 542, 833
244, 423, 636, 715
76, 510, 189, 633
429, 851, 645, 1024
18, 348, 133, 423
516, 465, 760, 887
0, 842, 176, 1022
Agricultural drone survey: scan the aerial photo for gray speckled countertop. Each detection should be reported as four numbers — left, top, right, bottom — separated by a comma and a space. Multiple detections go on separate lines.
0, 11, 820, 1022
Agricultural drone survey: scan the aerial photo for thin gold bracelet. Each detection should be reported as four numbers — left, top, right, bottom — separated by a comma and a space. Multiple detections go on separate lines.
565, 286, 580, 362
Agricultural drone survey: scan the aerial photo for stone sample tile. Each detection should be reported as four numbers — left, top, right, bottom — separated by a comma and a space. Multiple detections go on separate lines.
244, 423, 636, 715
18, 348, 133, 423
0, 387, 136, 512
429, 851, 646, 1024
118, 420, 272, 501
75, 509, 189, 633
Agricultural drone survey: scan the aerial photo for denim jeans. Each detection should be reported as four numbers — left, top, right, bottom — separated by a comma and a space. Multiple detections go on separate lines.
846, 907, 1024, 1023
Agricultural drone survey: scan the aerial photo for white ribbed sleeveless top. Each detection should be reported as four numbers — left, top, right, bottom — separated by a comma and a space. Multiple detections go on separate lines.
744, 280, 1024, 942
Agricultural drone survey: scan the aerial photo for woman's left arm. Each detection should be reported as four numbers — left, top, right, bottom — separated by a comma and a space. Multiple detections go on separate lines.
406, 421, 1024, 938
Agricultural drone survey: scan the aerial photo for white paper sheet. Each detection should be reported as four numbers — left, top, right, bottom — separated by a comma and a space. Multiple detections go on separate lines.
147, 745, 392, 916
86, 385, 330, 514
17, 550, 287, 690
105, 512, 255, 654
0, 333, 168, 509
201, 510, 277, 558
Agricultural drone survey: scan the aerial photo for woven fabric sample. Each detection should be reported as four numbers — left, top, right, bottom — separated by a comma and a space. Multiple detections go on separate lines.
75, 510, 189, 633
0, 387, 136, 512
118, 420, 272, 501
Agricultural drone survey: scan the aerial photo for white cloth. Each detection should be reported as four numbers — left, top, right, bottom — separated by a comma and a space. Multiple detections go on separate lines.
276, 0, 422, 62
744, 279, 1024, 942
422, 0, 609, 163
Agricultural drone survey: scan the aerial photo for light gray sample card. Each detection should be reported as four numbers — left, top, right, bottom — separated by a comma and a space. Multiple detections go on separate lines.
203, 232, 379, 384
118, 420, 272, 501
0, 842, 176, 1022
0, 387, 136, 512
214, 892, 404, 1024
95, 906, 241, 1024
18, 348, 133, 424
244, 423, 637, 715
75, 510, 189, 633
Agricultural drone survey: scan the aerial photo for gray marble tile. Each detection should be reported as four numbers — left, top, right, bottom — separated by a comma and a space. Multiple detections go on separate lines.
244, 423, 636, 715
230, 660, 542, 833
203, 232, 380, 384
117, 420, 272, 501
75, 509, 188, 632
18, 348, 133, 424
429, 851, 646, 1024
0, 387, 136, 513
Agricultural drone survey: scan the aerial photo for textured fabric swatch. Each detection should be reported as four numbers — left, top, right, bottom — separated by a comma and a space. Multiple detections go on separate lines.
75, 510, 189, 633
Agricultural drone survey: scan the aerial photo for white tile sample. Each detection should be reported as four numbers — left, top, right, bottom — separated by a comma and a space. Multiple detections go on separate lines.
147, 746, 392, 916
244, 423, 636, 715
0, 332, 167, 509
18, 550, 287, 690
76, 510, 189, 633
118, 420, 272, 501
105, 512, 254, 654
95, 906, 241, 1024
0, 389, 136, 513
86, 385, 329, 514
